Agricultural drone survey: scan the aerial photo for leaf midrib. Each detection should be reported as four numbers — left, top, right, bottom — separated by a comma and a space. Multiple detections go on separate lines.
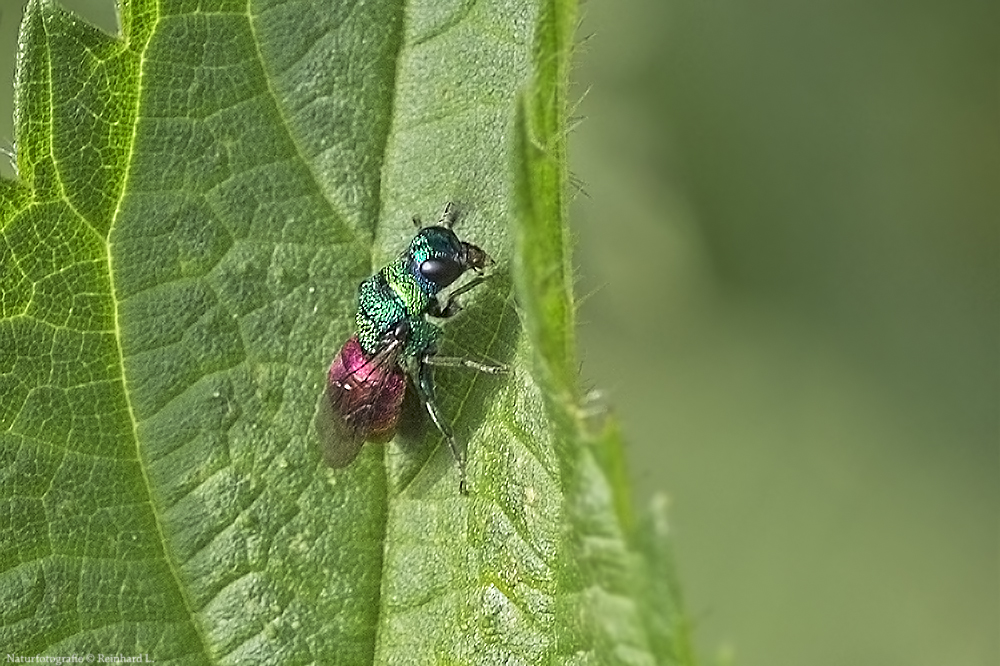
82, 1, 219, 661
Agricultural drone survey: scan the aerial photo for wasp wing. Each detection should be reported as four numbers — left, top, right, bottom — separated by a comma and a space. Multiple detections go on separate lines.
316, 334, 407, 468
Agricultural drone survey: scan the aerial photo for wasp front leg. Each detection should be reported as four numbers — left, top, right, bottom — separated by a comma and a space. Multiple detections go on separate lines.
428, 274, 492, 319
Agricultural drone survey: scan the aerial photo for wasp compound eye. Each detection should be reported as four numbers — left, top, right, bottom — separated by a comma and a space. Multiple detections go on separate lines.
419, 257, 464, 287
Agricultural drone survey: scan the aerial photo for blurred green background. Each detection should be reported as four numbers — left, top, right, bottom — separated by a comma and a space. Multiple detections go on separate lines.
1, 1, 995, 665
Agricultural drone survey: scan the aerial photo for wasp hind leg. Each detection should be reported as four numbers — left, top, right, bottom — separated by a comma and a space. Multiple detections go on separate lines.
414, 355, 470, 494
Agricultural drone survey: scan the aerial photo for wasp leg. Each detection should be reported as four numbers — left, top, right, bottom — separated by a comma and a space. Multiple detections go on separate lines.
429, 274, 491, 319
414, 357, 468, 494
423, 354, 507, 374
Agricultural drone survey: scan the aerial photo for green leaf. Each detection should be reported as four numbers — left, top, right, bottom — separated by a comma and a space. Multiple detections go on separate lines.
1, 0, 695, 664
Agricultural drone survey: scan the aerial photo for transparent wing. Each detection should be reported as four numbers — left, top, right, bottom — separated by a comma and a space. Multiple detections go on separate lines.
316, 335, 407, 468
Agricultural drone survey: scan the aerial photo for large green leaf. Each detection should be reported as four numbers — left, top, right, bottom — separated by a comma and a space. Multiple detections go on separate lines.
0, 0, 694, 663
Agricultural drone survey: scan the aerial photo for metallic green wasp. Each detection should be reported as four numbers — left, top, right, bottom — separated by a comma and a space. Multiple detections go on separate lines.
317, 203, 503, 493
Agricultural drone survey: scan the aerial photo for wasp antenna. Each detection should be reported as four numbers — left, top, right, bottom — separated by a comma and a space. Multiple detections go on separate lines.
439, 201, 458, 228
412, 215, 422, 229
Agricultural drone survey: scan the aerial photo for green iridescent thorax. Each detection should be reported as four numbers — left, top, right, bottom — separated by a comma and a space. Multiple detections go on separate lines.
355, 255, 442, 358
354, 225, 480, 359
